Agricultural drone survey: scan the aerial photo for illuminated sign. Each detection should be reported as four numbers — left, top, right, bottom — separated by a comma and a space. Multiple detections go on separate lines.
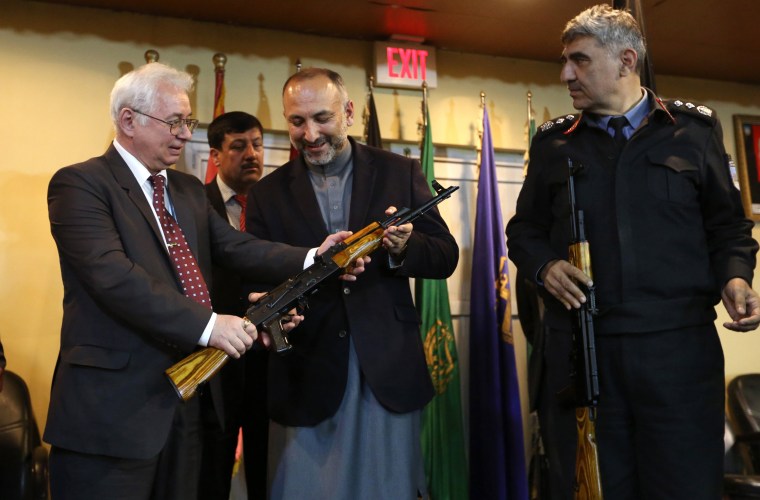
374, 41, 437, 89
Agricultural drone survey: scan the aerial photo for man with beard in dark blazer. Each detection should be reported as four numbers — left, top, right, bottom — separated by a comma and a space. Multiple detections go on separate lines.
247, 67, 459, 499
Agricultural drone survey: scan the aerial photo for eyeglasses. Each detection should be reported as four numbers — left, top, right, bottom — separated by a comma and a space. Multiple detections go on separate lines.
132, 109, 199, 136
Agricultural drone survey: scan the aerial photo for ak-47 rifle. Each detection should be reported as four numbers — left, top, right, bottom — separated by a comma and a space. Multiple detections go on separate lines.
566, 159, 603, 500
165, 180, 459, 401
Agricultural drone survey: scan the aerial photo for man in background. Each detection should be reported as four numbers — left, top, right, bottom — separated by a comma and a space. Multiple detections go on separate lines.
247, 67, 459, 499
507, 5, 760, 499
200, 111, 268, 500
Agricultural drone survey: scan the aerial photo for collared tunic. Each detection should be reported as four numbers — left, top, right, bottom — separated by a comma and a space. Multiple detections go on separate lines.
267, 145, 426, 499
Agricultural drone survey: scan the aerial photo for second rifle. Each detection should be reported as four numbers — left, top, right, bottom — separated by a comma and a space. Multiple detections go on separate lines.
566, 159, 603, 500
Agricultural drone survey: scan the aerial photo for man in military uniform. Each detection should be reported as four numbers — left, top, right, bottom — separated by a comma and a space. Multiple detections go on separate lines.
506, 5, 760, 499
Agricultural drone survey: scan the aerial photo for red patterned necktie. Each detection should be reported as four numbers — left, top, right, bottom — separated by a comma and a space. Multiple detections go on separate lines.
149, 174, 211, 308
234, 194, 247, 232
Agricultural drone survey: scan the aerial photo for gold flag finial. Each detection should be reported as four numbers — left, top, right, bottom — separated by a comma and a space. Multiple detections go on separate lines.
144, 50, 159, 64
213, 53, 227, 71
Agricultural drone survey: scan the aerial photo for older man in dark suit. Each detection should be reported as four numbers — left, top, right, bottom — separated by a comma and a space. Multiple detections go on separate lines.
247, 67, 458, 499
45, 63, 362, 500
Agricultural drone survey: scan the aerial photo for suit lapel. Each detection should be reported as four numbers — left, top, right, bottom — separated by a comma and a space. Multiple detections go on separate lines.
206, 178, 228, 219
106, 145, 166, 250
289, 157, 330, 241
348, 140, 377, 230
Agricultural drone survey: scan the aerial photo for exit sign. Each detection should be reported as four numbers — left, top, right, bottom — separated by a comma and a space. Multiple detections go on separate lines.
374, 41, 437, 89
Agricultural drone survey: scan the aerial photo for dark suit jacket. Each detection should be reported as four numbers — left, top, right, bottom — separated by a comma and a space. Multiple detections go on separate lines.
44, 145, 308, 459
247, 138, 459, 426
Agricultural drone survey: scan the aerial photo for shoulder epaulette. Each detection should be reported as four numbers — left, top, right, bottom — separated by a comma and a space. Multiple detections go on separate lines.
664, 99, 717, 125
534, 114, 579, 139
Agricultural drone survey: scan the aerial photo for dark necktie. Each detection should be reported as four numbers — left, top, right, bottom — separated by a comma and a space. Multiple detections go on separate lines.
234, 194, 247, 232
149, 174, 211, 308
608, 116, 628, 151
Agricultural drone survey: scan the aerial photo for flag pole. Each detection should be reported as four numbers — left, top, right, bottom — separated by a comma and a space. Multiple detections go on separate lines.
422, 80, 429, 129
363, 76, 374, 144
524, 90, 535, 177
212, 53, 227, 120
527, 90, 533, 124
204, 53, 227, 184
477, 91, 485, 170
418, 81, 429, 153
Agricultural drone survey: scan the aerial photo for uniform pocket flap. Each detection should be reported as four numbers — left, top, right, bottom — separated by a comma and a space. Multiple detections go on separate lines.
63, 345, 130, 370
647, 152, 699, 173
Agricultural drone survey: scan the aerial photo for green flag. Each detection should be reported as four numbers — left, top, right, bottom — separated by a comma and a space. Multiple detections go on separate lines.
416, 102, 469, 500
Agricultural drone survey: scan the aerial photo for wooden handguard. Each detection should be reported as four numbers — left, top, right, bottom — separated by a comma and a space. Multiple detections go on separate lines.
569, 241, 593, 279
330, 223, 384, 268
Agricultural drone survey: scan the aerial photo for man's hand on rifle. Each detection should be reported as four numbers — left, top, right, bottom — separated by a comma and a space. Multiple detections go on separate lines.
245, 292, 305, 348
721, 277, 760, 332
209, 314, 259, 358
317, 230, 370, 282
541, 259, 593, 310
382, 206, 412, 258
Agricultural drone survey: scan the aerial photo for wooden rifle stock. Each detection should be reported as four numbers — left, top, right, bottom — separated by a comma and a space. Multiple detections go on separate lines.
567, 159, 603, 500
165, 180, 459, 401
574, 406, 602, 499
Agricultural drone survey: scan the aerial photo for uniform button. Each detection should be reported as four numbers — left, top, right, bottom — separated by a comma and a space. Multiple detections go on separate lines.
343, 287, 351, 295
338, 330, 347, 338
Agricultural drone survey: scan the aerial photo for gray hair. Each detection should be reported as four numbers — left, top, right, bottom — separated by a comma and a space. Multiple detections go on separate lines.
110, 62, 194, 129
562, 4, 647, 74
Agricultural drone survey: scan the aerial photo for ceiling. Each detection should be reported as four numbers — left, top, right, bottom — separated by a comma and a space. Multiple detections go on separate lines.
39, 0, 760, 85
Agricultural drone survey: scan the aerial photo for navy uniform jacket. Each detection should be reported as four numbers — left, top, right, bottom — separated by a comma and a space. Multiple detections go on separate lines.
506, 92, 757, 335
45, 145, 307, 459
246, 138, 459, 426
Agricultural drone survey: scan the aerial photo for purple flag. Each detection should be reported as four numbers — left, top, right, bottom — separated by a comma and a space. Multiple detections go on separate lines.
469, 107, 528, 499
